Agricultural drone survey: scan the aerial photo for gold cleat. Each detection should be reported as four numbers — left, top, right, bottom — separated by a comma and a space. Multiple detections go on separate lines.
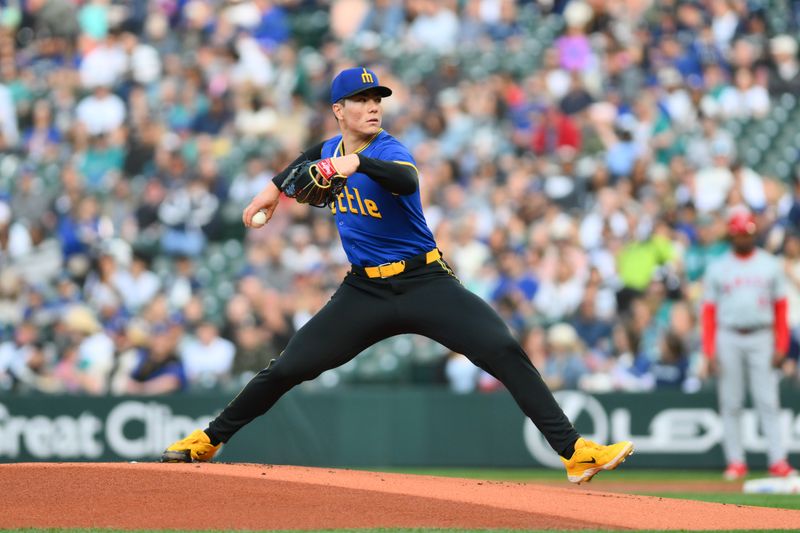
561, 437, 634, 484
161, 429, 221, 463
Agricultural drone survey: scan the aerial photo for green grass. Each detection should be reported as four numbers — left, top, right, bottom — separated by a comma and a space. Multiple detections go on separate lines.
370, 467, 771, 482
640, 492, 800, 510
369, 468, 800, 510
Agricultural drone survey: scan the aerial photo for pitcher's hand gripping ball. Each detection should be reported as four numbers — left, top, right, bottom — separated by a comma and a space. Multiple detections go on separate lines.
281, 158, 347, 208
251, 210, 268, 228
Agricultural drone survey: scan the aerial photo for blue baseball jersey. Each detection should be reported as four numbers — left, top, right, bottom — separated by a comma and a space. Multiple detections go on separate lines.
321, 130, 436, 266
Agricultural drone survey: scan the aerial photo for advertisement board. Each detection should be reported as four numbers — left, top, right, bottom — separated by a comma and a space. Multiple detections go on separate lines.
2, 388, 798, 468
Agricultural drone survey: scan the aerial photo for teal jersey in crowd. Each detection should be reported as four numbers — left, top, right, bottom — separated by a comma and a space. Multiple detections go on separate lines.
684, 240, 730, 282
321, 129, 436, 266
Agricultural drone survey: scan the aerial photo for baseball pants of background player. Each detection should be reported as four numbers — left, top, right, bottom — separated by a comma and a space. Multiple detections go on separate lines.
716, 328, 787, 465
206, 259, 581, 456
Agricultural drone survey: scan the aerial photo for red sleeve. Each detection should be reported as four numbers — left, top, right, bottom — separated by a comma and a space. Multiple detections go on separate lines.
774, 298, 789, 355
561, 116, 581, 151
702, 302, 717, 359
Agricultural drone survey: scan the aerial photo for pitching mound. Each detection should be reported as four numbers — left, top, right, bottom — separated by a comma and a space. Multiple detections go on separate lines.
3, 463, 800, 530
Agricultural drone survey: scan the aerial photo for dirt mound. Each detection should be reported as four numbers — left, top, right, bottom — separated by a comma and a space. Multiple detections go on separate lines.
3, 463, 799, 530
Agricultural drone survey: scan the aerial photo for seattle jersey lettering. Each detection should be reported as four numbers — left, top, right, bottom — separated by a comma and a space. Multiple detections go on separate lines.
330, 185, 382, 219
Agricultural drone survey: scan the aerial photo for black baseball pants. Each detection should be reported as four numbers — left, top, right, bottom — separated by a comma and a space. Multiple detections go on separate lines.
206, 259, 580, 456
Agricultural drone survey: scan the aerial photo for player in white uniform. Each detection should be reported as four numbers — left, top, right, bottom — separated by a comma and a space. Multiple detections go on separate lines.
702, 209, 797, 480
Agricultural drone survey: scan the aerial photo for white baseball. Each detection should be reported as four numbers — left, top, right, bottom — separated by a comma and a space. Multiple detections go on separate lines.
251, 211, 268, 228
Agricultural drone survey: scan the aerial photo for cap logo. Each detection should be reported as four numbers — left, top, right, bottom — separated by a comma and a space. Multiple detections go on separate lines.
330, 67, 392, 103
361, 68, 374, 84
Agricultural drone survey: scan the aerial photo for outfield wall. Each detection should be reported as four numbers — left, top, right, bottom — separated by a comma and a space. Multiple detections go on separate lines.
2, 388, 799, 468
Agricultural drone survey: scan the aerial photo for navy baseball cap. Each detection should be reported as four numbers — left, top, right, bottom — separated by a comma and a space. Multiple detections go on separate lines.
330, 67, 392, 104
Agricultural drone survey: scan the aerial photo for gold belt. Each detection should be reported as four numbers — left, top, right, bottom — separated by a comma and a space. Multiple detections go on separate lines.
362, 249, 441, 279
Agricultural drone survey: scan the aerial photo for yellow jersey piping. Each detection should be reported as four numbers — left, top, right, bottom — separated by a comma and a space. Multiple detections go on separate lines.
335, 129, 384, 156
393, 160, 419, 174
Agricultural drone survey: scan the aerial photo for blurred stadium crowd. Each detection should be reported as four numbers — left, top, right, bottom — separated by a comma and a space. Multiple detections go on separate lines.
2, 0, 800, 396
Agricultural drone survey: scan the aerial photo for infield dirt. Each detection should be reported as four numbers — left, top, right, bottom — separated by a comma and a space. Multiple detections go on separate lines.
2, 462, 799, 530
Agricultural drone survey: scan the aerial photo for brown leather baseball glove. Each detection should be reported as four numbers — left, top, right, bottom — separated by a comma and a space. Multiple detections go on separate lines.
280, 158, 347, 208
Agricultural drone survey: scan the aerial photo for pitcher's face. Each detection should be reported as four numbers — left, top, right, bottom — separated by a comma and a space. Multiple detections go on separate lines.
333, 90, 383, 137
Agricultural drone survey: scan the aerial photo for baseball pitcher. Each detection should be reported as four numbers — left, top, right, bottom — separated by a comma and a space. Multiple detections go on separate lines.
160, 67, 634, 483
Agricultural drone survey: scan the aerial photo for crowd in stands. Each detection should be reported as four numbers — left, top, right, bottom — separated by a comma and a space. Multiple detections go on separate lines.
2, 0, 800, 396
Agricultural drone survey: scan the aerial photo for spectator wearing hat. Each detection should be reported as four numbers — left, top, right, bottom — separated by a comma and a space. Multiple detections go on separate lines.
541, 323, 589, 390
60, 305, 114, 395
767, 35, 800, 95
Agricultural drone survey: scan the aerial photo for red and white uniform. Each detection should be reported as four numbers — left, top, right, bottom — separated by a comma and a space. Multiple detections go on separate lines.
702, 213, 790, 470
